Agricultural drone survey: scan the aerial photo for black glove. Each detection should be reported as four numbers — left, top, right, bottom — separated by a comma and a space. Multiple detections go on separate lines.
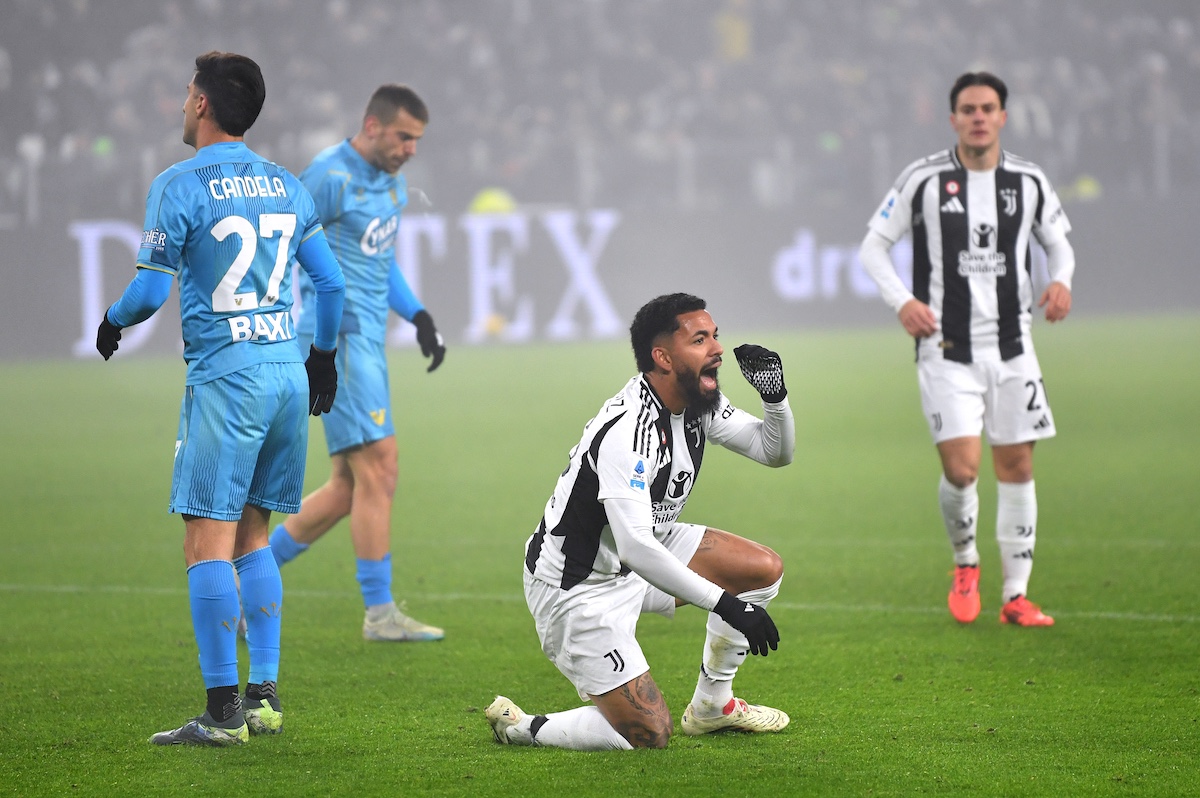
96, 311, 123, 361
733, 343, 787, 403
304, 345, 338, 416
713, 591, 779, 656
412, 310, 446, 372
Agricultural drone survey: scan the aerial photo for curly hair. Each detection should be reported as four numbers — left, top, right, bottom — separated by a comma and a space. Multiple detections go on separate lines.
629, 293, 707, 373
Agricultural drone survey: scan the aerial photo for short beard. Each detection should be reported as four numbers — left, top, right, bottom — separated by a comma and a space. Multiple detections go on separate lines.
677, 367, 722, 415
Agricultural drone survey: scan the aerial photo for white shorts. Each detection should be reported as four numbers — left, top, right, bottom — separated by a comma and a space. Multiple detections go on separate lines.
524, 522, 706, 701
917, 352, 1057, 446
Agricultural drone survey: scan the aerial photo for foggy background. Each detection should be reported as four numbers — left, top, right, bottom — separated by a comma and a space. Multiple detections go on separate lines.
1, 0, 1197, 359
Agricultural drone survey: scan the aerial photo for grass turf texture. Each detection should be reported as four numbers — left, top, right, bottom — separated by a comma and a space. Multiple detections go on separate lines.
1, 314, 1196, 796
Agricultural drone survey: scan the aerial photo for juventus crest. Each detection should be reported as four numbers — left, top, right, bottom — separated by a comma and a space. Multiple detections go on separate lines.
1000, 187, 1018, 216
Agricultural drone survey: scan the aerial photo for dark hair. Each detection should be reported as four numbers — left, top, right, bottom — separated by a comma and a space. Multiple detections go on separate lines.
630, 293, 707, 373
365, 84, 429, 125
193, 51, 265, 136
949, 71, 1008, 111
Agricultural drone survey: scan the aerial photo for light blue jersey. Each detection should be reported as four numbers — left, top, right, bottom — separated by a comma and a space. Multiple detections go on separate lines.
295, 140, 423, 341
136, 141, 325, 385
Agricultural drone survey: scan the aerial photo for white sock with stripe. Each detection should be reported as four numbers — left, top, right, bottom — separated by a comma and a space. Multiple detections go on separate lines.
940, 474, 980, 566
690, 577, 782, 718
524, 705, 633, 750
996, 480, 1037, 602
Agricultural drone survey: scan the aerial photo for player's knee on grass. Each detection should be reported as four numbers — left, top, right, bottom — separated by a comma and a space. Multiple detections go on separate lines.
617, 713, 673, 749
595, 673, 674, 749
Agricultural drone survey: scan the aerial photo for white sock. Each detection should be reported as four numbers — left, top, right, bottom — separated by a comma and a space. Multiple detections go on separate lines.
996, 480, 1037, 602
939, 474, 980, 566
526, 705, 633, 751
690, 577, 781, 717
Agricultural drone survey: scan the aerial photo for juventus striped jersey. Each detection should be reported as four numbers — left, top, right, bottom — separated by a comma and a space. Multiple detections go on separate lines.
524, 374, 794, 593
866, 149, 1072, 363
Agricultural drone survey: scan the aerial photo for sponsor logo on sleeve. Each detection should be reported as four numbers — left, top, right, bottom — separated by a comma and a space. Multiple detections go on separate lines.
141, 228, 167, 252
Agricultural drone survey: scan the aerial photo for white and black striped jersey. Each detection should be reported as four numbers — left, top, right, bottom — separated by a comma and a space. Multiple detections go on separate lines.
867, 148, 1071, 363
524, 374, 793, 592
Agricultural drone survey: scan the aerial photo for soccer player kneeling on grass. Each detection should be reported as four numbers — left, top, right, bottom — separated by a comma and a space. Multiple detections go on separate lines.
487, 293, 794, 750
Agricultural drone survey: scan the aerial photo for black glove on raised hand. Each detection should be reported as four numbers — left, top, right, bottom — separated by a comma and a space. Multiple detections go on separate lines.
733, 343, 787, 403
412, 310, 446, 372
304, 345, 338, 416
96, 311, 123, 361
713, 591, 780, 656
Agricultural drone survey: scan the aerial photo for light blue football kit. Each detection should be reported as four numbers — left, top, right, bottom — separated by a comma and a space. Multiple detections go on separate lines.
271, 139, 429, 615
112, 142, 344, 519
106, 140, 345, 691
294, 139, 425, 455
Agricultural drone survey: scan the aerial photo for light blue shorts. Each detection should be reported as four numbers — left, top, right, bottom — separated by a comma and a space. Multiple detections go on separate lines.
169, 362, 310, 520
299, 332, 394, 456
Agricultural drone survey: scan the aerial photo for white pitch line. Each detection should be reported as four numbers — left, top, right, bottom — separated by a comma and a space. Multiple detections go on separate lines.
2, 583, 1197, 623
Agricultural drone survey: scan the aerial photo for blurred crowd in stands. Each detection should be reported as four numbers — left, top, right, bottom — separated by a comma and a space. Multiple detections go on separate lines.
1, 0, 1198, 228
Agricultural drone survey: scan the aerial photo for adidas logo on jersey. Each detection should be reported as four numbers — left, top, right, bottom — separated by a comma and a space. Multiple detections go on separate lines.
941, 197, 965, 214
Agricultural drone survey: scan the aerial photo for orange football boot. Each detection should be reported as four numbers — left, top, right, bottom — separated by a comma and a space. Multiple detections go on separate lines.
999, 595, 1054, 627
948, 564, 981, 623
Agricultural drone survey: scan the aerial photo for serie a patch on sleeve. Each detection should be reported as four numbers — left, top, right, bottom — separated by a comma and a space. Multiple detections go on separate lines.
630, 459, 646, 490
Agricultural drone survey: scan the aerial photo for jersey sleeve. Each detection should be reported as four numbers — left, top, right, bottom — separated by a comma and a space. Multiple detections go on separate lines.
859, 228, 915, 312
299, 164, 348, 226
865, 185, 911, 244
294, 229, 346, 351
289, 177, 325, 246
107, 267, 173, 328
1031, 174, 1072, 247
603, 496, 724, 611
593, 415, 656, 506
705, 393, 795, 467
387, 263, 424, 321
136, 173, 190, 275
866, 154, 941, 243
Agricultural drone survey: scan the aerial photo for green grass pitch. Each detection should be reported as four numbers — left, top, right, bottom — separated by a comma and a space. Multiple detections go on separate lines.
1, 314, 1197, 796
